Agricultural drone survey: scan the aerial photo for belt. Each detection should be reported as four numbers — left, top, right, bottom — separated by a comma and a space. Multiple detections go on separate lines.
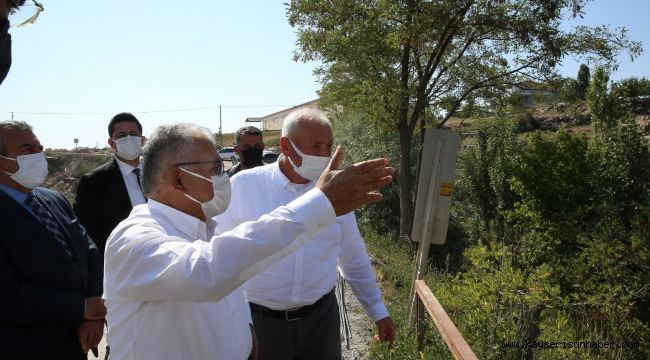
249, 289, 335, 321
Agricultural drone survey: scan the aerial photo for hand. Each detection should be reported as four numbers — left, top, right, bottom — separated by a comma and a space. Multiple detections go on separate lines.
77, 320, 104, 354
316, 146, 394, 216
374, 316, 396, 349
84, 296, 106, 321
249, 324, 258, 360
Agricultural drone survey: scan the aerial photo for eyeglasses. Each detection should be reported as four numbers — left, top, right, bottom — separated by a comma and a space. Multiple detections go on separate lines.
175, 159, 224, 177
9, 0, 44, 28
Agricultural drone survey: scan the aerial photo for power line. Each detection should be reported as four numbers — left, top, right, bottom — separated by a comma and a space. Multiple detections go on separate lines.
0, 104, 296, 116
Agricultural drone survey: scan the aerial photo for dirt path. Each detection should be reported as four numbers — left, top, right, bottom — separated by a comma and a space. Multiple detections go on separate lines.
341, 281, 374, 360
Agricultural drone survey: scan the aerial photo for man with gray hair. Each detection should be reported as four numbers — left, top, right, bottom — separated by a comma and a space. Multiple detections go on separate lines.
0, 120, 105, 359
103, 122, 394, 359
217, 108, 396, 360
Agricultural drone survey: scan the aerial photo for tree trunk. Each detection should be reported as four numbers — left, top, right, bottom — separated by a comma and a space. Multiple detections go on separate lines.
399, 123, 414, 240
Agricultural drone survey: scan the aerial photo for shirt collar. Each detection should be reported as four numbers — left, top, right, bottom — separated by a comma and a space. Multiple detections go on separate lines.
271, 161, 291, 189
0, 182, 29, 204
146, 199, 211, 241
115, 157, 141, 178
271, 160, 314, 192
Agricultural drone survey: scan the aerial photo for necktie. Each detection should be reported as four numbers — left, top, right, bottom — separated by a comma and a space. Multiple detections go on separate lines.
133, 168, 146, 200
25, 192, 74, 259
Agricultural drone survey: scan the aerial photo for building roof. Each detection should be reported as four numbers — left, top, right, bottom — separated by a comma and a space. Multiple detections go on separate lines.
257, 99, 319, 119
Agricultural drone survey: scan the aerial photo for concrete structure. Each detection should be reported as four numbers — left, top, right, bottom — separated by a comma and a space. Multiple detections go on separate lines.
247, 99, 321, 131
511, 83, 555, 108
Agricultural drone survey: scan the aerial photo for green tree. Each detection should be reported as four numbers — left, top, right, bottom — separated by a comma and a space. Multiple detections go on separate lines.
576, 64, 590, 100
332, 112, 402, 235
508, 131, 594, 267
287, 0, 642, 239
611, 76, 650, 99
454, 117, 520, 246
453, 124, 650, 359
558, 77, 580, 103
587, 66, 628, 135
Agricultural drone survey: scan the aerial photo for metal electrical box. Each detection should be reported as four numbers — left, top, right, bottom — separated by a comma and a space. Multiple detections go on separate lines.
411, 128, 460, 244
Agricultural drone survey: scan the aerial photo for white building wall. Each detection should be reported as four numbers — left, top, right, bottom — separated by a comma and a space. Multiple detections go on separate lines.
260, 100, 321, 131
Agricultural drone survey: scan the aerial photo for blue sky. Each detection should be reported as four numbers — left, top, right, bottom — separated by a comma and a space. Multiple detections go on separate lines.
1, 1, 648, 149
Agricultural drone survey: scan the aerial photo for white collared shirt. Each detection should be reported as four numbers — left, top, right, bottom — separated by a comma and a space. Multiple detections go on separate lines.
115, 158, 146, 206
216, 162, 389, 322
104, 188, 335, 360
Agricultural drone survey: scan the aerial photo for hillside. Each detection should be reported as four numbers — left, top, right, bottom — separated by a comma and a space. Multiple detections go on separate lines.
44, 152, 112, 201
445, 99, 650, 149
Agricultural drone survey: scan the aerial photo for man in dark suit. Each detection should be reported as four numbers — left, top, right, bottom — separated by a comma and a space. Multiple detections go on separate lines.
0, 120, 106, 359
74, 113, 146, 253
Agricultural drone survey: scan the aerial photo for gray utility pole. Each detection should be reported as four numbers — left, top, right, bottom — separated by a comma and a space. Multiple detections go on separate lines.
219, 105, 223, 146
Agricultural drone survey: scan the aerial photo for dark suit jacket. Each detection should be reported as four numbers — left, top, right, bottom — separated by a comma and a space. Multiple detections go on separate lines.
74, 158, 134, 254
0, 187, 103, 360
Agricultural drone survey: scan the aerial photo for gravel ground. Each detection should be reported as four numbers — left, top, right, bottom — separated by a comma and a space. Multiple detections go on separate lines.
341, 281, 374, 360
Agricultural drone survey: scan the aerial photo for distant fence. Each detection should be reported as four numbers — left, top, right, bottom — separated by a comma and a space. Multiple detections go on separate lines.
415, 280, 478, 360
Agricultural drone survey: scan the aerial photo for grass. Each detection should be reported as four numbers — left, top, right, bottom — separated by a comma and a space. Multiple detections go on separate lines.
262, 130, 282, 147
363, 228, 455, 359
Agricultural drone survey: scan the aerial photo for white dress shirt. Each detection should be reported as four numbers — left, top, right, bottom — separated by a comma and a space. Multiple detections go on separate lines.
115, 158, 146, 206
216, 163, 389, 322
104, 188, 335, 360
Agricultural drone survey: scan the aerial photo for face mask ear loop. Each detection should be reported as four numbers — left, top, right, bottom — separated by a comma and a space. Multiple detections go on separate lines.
288, 139, 306, 158
287, 139, 308, 171
1, 154, 18, 177
179, 167, 215, 207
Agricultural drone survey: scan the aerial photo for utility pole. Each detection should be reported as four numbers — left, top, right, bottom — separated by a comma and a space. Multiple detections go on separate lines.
11, 112, 14, 120
219, 105, 223, 146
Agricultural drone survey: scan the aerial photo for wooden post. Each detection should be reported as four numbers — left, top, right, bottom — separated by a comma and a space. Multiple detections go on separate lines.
415, 280, 478, 360
417, 295, 425, 351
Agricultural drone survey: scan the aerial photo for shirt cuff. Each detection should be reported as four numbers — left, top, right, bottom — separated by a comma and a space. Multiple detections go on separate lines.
285, 188, 336, 237
366, 302, 390, 322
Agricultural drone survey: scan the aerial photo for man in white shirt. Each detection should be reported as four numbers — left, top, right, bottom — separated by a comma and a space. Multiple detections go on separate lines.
103, 123, 394, 360
216, 109, 396, 360
74, 112, 147, 254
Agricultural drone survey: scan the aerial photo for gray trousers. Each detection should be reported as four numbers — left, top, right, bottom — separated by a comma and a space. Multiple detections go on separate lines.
251, 293, 342, 360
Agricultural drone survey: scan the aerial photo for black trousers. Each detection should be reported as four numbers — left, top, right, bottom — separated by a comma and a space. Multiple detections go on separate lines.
251, 294, 342, 360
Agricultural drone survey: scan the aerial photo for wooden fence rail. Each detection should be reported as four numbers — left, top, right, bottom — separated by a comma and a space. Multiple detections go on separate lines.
415, 280, 478, 360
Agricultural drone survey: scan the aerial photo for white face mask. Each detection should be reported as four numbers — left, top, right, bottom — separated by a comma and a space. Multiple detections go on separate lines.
287, 139, 331, 181
0, 152, 49, 189
114, 135, 142, 160
179, 167, 231, 219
